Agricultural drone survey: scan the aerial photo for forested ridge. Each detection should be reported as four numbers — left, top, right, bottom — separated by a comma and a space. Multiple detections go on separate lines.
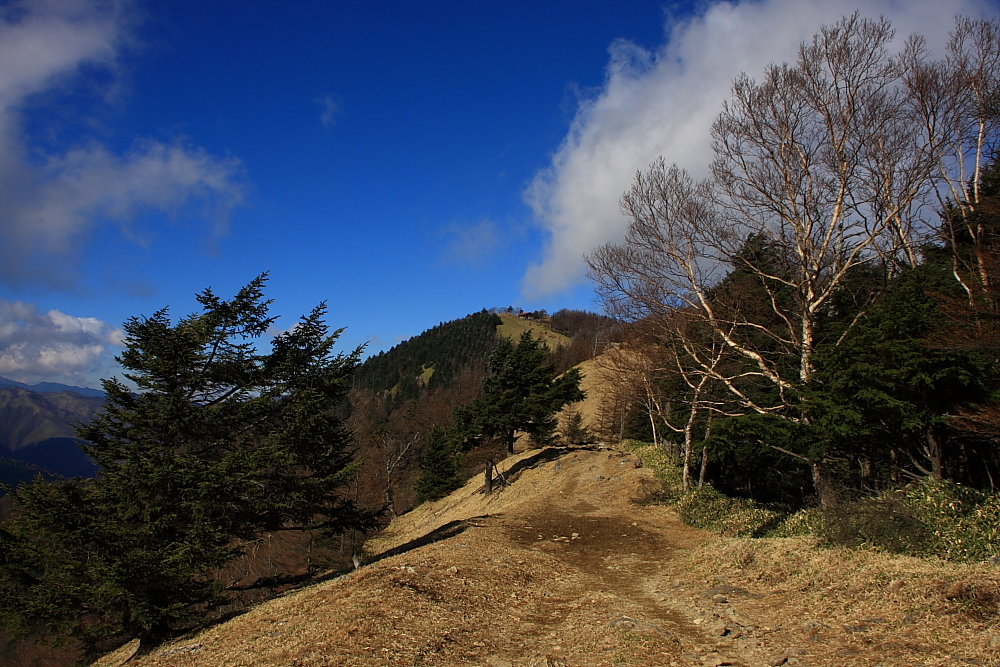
352, 310, 502, 406
347, 307, 613, 517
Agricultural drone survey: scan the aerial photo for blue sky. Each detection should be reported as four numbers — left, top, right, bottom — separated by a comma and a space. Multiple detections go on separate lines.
0, 0, 996, 388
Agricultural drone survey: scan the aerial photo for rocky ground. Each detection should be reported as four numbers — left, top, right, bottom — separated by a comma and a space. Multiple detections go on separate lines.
95, 446, 1000, 667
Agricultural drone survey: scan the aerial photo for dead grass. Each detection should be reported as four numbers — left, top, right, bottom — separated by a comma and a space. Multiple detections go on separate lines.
90, 446, 1000, 667
496, 313, 571, 351
676, 535, 1000, 665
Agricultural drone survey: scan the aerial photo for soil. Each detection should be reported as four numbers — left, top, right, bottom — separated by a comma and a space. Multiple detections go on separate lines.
95, 446, 1000, 667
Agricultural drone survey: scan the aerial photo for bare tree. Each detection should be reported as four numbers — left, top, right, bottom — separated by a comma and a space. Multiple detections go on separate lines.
589, 15, 1000, 500
594, 315, 730, 492
591, 15, 991, 417
710, 14, 939, 386
902, 17, 1000, 296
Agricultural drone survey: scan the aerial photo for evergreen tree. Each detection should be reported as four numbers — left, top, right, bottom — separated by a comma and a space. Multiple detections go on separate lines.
455, 331, 585, 455
413, 426, 462, 503
0, 276, 378, 655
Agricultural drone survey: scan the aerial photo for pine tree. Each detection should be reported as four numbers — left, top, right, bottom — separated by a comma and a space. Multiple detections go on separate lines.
561, 409, 597, 446
0, 276, 378, 655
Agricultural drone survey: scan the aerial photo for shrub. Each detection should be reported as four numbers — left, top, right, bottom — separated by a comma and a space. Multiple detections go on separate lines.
900, 479, 1000, 562
820, 492, 932, 553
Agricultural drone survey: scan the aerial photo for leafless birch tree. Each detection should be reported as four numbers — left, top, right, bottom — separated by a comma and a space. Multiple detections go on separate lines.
590, 15, 999, 420
902, 17, 1000, 296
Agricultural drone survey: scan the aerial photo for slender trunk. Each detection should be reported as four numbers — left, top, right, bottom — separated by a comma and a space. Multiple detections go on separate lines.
484, 460, 494, 496
681, 402, 698, 493
858, 457, 872, 493
926, 427, 943, 481
681, 413, 694, 494
698, 413, 713, 490
697, 445, 707, 490
800, 311, 815, 384
137, 624, 173, 657
384, 487, 396, 520
648, 402, 659, 446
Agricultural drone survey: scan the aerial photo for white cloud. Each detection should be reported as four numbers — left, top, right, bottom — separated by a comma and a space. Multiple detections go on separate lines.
522, 0, 998, 298
0, 0, 246, 287
0, 299, 124, 386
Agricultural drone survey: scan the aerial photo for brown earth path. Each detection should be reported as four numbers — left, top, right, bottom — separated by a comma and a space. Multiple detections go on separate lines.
96, 446, 1000, 667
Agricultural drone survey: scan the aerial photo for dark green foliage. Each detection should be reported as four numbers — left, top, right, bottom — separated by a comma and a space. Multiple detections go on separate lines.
704, 414, 816, 505
811, 263, 990, 483
0, 460, 57, 492
413, 426, 462, 503
455, 331, 585, 454
352, 310, 502, 409
703, 255, 995, 506
820, 493, 932, 553
0, 276, 378, 654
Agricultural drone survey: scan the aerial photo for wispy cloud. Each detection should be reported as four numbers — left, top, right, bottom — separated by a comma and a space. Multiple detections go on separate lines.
0, 0, 246, 288
316, 93, 343, 128
440, 219, 504, 265
522, 0, 996, 298
0, 299, 125, 387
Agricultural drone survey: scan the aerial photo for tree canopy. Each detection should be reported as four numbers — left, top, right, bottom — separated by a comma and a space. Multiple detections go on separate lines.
0, 276, 378, 655
455, 331, 585, 455
587, 15, 1000, 507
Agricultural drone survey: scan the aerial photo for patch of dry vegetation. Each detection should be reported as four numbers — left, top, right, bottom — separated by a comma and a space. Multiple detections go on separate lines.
675, 536, 1000, 665
90, 444, 1000, 667
496, 313, 570, 351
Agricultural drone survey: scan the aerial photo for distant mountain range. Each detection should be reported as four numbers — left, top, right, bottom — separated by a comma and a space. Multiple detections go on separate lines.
0, 375, 105, 397
0, 384, 106, 486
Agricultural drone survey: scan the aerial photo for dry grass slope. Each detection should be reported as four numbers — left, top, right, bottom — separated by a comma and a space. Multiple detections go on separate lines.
91, 442, 1000, 667
496, 313, 571, 351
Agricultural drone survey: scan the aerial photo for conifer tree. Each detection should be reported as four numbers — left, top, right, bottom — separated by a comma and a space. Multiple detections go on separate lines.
413, 426, 462, 502
561, 409, 597, 446
455, 331, 585, 454
0, 276, 378, 654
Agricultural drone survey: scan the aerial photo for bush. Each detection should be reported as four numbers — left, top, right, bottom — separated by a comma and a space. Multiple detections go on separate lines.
815, 479, 1000, 561
766, 507, 823, 537
620, 440, 683, 500
621, 440, 1000, 562
676, 486, 788, 538
900, 479, 1000, 562
821, 493, 932, 553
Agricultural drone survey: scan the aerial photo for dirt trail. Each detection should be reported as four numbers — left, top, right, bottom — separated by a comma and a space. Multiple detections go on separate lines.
96, 447, 1000, 667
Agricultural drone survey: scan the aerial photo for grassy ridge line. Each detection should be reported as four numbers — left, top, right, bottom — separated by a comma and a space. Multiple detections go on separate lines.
621, 440, 1000, 563
495, 313, 571, 350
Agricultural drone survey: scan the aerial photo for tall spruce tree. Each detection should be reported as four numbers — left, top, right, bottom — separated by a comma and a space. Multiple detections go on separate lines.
455, 331, 584, 455
0, 276, 378, 655
413, 426, 462, 502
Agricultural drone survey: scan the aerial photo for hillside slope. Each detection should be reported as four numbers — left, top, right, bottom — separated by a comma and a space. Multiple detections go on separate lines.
496, 313, 571, 350
95, 446, 999, 667
0, 388, 104, 479
0, 388, 102, 451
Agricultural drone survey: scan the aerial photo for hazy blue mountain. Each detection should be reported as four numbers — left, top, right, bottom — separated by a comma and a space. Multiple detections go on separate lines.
0, 457, 58, 490
0, 387, 104, 481
0, 376, 105, 398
